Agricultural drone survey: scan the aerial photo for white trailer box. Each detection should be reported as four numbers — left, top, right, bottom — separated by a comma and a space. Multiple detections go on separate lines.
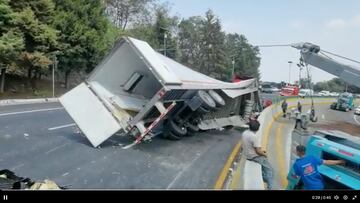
60, 37, 260, 148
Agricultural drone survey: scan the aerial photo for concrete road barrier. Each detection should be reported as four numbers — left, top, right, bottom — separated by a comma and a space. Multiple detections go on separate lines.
0, 98, 59, 106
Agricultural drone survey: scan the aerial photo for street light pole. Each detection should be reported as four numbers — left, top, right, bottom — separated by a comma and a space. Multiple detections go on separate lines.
52, 52, 59, 98
288, 61, 293, 84
52, 55, 56, 98
231, 58, 235, 79
298, 64, 302, 88
164, 33, 167, 57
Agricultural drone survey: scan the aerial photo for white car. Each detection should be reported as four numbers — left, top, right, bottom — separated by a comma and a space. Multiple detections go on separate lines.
330, 92, 339, 97
299, 89, 314, 98
318, 91, 331, 96
355, 106, 360, 115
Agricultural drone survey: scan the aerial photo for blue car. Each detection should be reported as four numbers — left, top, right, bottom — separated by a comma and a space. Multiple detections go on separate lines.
287, 130, 360, 190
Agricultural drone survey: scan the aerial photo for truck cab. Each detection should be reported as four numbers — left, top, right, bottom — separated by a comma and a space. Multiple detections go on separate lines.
287, 130, 360, 190
330, 92, 355, 112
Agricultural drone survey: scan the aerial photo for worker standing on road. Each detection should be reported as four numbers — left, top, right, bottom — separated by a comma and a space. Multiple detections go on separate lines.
242, 119, 274, 189
282, 99, 288, 118
291, 145, 345, 190
294, 111, 302, 130
297, 101, 302, 113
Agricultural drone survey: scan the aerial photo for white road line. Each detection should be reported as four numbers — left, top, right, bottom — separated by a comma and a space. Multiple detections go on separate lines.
45, 143, 71, 154
167, 152, 203, 189
62, 172, 70, 177
11, 163, 24, 170
48, 123, 76, 131
0, 107, 64, 117
353, 115, 360, 125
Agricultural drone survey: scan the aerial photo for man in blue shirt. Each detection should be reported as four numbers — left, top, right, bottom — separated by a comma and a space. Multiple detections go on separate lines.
292, 145, 345, 190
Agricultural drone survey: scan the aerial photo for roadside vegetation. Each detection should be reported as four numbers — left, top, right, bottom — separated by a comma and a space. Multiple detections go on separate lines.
0, 0, 261, 99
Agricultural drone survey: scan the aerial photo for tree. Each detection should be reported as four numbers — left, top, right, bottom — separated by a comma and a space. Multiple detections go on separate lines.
0, 0, 24, 93
105, 0, 154, 30
225, 33, 261, 80
153, 4, 178, 59
314, 78, 348, 92
128, 3, 179, 59
178, 10, 228, 79
52, 0, 119, 88
200, 10, 227, 78
9, 0, 58, 89
178, 16, 203, 71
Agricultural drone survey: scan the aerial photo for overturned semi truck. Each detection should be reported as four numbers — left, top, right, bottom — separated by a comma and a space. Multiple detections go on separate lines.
59, 37, 261, 148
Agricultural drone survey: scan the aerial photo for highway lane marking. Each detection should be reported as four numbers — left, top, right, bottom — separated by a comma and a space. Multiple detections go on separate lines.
275, 123, 288, 189
214, 141, 242, 189
45, 143, 71, 154
353, 115, 360, 125
48, 123, 76, 131
0, 107, 64, 117
167, 152, 203, 189
62, 172, 70, 177
11, 163, 24, 170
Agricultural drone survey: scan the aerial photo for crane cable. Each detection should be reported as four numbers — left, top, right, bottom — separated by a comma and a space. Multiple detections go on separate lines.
321, 50, 360, 65
302, 58, 318, 123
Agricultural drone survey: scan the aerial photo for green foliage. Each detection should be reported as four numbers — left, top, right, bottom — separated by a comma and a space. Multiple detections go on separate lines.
1, 0, 261, 94
177, 9, 260, 80
0, 0, 23, 74
128, 3, 179, 59
313, 78, 360, 93
52, 0, 120, 87
7, 0, 58, 79
225, 33, 261, 79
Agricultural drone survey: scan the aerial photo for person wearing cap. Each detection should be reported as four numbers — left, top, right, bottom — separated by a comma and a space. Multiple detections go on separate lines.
291, 145, 345, 190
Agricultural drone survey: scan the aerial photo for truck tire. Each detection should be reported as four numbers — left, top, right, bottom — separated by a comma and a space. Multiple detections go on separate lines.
186, 122, 199, 136
197, 106, 210, 114
167, 131, 182, 140
168, 119, 187, 137
208, 90, 225, 107
197, 90, 216, 110
187, 122, 200, 132
223, 125, 234, 131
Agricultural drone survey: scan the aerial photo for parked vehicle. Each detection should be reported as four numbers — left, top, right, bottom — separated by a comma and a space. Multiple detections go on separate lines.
280, 85, 299, 97
59, 37, 260, 148
318, 91, 331, 96
355, 106, 360, 115
330, 92, 355, 112
330, 92, 340, 97
298, 89, 314, 98
261, 84, 279, 93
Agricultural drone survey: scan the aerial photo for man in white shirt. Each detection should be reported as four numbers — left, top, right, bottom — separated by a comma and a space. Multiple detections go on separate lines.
242, 119, 274, 189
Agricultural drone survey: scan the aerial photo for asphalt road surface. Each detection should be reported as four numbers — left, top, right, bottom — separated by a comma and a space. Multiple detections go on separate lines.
0, 102, 242, 189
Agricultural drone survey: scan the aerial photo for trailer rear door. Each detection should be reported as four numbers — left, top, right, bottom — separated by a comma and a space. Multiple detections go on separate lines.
59, 83, 121, 147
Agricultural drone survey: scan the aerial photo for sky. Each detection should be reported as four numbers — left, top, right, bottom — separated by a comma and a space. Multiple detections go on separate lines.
162, 0, 360, 83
